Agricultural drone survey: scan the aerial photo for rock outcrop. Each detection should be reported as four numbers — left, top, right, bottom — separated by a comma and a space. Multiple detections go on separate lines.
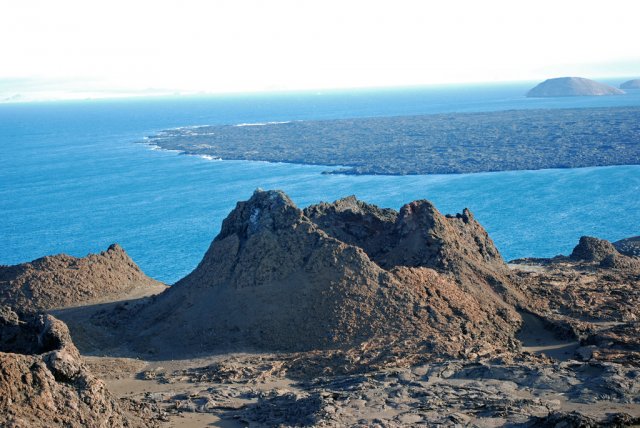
0, 306, 146, 427
569, 235, 640, 270
126, 190, 522, 358
620, 79, 640, 89
526, 77, 625, 97
0, 244, 162, 312
570, 235, 619, 262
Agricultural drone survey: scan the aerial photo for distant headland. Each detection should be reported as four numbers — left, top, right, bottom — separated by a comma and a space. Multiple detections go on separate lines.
526, 77, 625, 98
621, 79, 640, 90
144, 107, 640, 175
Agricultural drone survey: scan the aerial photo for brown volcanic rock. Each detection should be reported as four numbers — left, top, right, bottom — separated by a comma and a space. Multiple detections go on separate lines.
0, 244, 162, 312
0, 306, 149, 427
583, 322, 640, 365
128, 190, 521, 357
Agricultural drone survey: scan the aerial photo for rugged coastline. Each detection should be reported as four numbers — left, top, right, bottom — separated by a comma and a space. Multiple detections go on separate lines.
144, 107, 640, 175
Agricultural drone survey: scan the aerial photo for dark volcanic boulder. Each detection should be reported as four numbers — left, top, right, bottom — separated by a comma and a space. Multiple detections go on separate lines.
127, 190, 522, 357
526, 77, 625, 97
0, 306, 141, 427
570, 236, 619, 262
0, 244, 162, 312
569, 235, 639, 270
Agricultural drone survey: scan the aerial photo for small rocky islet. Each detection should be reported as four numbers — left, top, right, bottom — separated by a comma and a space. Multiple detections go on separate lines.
526, 76, 625, 97
1, 190, 639, 426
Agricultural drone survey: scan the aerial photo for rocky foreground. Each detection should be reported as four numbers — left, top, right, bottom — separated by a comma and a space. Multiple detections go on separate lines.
1, 190, 639, 427
0, 305, 158, 427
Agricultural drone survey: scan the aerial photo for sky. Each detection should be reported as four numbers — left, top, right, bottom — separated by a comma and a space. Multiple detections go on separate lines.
1, 0, 639, 101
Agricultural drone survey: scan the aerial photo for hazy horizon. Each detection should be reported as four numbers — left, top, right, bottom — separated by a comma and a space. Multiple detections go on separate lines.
2, 0, 639, 102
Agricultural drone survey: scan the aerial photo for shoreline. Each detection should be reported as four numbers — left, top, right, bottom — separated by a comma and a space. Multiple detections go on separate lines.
144, 139, 640, 177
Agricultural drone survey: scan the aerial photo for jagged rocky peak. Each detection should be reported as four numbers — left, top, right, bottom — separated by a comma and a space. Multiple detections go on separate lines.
305, 196, 514, 303
303, 195, 398, 260
131, 190, 522, 356
389, 199, 504, 268
216, 189, 303, 241
0, 306, 138, 427
181, 189, 322, 290
305, 196, 504, 269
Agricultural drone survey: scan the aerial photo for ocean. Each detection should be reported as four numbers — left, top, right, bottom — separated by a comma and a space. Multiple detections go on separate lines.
1, 82, 639, 283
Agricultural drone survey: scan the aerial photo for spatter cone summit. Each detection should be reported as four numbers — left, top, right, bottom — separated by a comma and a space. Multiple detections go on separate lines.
129, 190, 523, 357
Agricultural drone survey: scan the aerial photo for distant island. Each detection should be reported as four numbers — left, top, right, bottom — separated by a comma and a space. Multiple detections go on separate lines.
621, 79, 640, 89
145, 107, 640, 175
526, 77, 625, 97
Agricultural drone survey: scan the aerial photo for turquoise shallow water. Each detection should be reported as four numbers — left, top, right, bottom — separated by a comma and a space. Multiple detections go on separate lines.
1, 83, 639, 283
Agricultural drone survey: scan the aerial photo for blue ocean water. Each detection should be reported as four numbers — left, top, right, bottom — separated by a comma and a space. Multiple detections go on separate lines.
1, 82, 639, 283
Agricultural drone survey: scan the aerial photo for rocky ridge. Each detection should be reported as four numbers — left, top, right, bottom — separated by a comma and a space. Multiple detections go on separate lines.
0, 244, 163, 312
121, 190, 522, 358
527, 77, 625, 97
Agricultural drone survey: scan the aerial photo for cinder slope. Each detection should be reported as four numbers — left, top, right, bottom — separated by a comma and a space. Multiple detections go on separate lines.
0, 244, 163, 312
128, 190, 521, 357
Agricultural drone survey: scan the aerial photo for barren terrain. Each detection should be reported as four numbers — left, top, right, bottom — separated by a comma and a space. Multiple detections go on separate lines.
2, 192, 639, 427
